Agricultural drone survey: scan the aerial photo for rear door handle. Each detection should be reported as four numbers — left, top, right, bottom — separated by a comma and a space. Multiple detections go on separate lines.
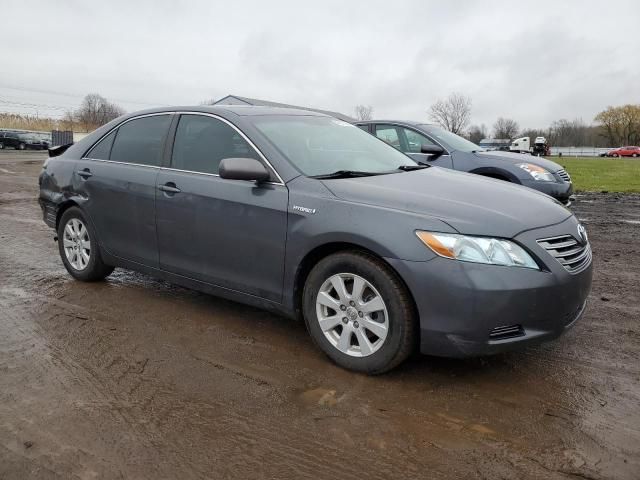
78, 168, 92, 179
158, 183, 181, 194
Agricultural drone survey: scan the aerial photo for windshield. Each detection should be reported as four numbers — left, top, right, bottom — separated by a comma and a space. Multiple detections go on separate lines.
252, 116, 417, 176
418, 124, 482, 153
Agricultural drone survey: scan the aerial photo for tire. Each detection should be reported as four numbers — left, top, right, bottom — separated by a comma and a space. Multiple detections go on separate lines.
612, 153, 618, 157
302, 251, 416, 374
0, 142, 4, 149
633, 153, 638, 158
57, 207, 114, 281
16, 143, 25, 150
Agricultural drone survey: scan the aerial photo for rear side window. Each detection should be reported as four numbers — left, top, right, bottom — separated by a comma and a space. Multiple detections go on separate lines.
109, 115, 171, 167
171, 114, 259, 175
375, 125, 400, 149
86, 130, 116, 159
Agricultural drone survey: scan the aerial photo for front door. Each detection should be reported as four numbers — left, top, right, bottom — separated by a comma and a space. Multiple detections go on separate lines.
156, 113, 288, 302
75, 114, 172, 267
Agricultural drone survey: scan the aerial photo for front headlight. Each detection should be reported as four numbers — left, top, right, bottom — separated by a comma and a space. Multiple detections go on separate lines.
517, 163, 555, 182
416, 231, 539, 269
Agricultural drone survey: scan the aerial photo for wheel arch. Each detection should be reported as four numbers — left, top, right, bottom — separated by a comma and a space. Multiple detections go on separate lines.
292, 242, 418, 324
55, 200, 80, 229
469, 167, 520, 183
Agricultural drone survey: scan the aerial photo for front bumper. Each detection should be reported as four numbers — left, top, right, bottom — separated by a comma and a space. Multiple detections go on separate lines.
521, 179, 573, 205
385, 217, 593, 357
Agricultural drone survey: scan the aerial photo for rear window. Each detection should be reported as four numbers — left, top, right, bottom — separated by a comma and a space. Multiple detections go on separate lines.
109, 115, 171, 166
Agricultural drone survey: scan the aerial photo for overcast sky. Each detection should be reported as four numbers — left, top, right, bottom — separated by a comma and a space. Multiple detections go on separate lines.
1, 0, 638, 129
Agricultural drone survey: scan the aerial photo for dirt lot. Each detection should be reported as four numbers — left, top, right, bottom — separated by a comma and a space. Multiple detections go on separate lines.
1, 150, 639, 480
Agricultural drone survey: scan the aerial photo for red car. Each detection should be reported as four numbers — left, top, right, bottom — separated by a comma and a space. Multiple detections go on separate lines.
606, 146, 640, 157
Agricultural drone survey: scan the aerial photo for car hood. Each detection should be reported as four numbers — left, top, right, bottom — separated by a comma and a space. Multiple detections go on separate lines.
473, 150, 563, 172
321, 167, 572, 238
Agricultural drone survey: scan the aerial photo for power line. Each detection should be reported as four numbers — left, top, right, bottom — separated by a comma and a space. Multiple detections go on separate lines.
0, 84, 171, 109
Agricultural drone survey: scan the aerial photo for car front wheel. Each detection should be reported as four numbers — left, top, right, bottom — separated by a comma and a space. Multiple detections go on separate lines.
58, 207, 114, 281
612, 153, 619, 157
303, 251, 416, 374
633, 153, 638, 158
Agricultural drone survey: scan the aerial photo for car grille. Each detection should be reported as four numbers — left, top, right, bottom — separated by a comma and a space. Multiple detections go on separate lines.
556, 169, 571, 183
537, 234, 591, 274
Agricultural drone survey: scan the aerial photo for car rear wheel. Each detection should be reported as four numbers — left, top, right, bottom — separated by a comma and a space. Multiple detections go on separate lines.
58, 207, 114, 281
303, 251, 416, 374
633, 153, 638, 158
16, 143, 25, 150
0, 142, 4, 149
612, 153, 619, 157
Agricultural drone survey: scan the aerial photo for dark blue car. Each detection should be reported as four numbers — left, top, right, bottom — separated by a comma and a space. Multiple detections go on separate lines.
356, 121, 573, 205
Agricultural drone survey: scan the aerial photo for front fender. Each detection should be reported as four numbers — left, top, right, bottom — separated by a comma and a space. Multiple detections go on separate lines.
281, 176, 456, 312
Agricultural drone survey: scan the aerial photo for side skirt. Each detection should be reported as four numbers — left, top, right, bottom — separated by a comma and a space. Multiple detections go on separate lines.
100, 249, 295, 319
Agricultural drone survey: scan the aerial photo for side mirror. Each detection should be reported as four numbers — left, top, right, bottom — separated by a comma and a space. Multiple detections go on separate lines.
219, 158, 270, 183
420, 144, 445, 158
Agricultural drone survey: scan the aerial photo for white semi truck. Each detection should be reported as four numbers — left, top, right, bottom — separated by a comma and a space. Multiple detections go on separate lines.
509, 136, 550, 156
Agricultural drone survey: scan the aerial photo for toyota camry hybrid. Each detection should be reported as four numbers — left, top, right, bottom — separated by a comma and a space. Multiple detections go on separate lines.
39, 106, 593, 374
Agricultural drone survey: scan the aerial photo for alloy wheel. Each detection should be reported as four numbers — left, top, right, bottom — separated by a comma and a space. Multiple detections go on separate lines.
63, 218, 91, 270
315, 273, 389, 357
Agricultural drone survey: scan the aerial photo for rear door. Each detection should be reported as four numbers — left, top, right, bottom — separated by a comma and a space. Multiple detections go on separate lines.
76, 113, 173, 267
374, 124, 453, 168
155, 113, 288, 302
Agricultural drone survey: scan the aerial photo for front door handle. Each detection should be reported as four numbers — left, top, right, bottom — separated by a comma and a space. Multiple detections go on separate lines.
78, 168, 92, 179
158, 183, 181, 194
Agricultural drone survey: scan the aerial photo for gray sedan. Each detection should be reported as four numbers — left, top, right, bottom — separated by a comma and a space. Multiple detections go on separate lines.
39, 106, 592, 373
356, 121, 574, 204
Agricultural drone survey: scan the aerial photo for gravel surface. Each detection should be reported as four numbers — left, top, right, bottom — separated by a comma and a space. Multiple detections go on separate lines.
1, 150, 639, 479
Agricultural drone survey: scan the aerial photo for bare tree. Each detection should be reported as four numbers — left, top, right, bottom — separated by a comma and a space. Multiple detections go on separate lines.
467, 124, 487, 144
354, 105, 374, 121
74, 94, 125, 131
428, 93, 472, 134
493, 117, 519, 139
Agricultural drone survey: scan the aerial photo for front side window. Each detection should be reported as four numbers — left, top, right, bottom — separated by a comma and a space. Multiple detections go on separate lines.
252, 116, 416, 176
171, 114, 259, 175
86, 130, 116, 159
109, 115, 171, 167
402, 127, 435, 152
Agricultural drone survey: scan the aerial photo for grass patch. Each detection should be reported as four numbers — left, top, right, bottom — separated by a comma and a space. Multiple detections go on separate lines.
554, 157, 640, 193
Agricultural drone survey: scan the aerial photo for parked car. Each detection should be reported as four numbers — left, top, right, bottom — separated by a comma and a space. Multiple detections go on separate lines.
39, 106, 592, 374
0, 131, 48, 150
357, 121, 573, 205
605, 146, 640, 157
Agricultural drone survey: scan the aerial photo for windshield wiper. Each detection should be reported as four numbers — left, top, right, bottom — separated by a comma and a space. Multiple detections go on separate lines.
397, 164, 429, 171
310, 170, 385, 179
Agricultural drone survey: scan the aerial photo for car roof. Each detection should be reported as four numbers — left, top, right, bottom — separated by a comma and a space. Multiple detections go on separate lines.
356, 120, 437, 127
119, 105, 331, 119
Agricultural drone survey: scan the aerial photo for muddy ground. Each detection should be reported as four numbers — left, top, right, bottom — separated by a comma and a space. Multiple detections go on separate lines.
0, 150, 639, 480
